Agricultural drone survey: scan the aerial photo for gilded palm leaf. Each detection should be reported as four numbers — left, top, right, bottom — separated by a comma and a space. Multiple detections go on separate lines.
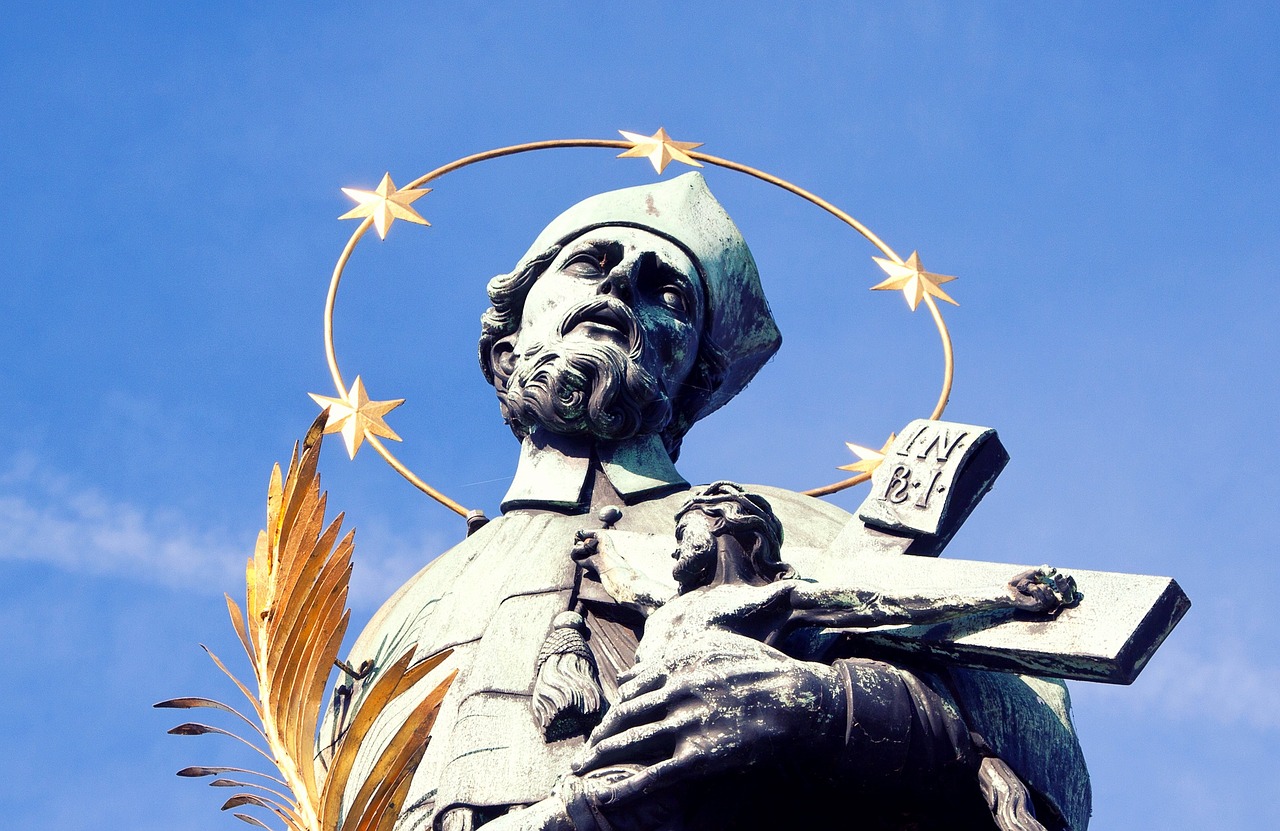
159, 413, 455, 830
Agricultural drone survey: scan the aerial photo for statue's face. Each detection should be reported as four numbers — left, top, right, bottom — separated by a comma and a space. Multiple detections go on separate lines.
516, 227, 705, 391
672, 510, 718, 592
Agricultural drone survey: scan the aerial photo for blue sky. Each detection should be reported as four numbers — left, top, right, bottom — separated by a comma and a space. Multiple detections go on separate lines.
2, 3, 1277, 828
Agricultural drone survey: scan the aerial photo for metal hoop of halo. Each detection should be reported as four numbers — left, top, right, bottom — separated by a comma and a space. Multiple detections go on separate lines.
322, 138, 954, 518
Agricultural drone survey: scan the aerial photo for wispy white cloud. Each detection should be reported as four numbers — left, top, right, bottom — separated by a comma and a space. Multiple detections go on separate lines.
0, 453, 244, 590
0, 453, 447, 607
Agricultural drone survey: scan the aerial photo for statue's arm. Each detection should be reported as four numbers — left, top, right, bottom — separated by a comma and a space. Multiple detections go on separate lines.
570, 646, 989, 822
788, 566, 1080, 628
787, 581, 1011, 627
571, 530, 674, 615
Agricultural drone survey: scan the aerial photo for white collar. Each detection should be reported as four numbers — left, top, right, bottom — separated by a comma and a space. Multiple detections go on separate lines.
501, 430, 688, 513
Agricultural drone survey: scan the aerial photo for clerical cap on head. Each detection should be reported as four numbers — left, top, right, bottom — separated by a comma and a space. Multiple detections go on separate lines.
514, 172, 781, 423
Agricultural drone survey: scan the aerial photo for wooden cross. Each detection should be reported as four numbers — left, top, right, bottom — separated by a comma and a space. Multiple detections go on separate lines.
795, 419, 1190, 684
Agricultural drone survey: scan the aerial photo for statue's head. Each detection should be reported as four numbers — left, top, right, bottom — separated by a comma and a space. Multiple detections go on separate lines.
671, 481, 793, 593
479, 174, 781, 460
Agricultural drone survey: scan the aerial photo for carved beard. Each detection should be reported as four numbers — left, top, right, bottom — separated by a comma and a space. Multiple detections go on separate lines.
672, 519, 717, 593
502, 299, 673, 442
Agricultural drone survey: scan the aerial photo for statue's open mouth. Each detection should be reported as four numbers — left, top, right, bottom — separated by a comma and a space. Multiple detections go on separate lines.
560, 298, 638, 346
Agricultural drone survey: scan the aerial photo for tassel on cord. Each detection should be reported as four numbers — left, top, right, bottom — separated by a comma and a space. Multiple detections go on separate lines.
532, 611, 604, 741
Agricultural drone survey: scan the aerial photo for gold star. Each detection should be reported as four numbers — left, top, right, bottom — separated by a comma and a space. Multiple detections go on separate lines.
617, 128, 704, 174
870, 251, 959, 311
838, 433, 897, 474
308, 376, 404, 459
339, 173, 430, 240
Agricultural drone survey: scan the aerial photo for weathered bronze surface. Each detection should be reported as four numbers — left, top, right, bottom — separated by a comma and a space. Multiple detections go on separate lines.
302, 174, 1186, 831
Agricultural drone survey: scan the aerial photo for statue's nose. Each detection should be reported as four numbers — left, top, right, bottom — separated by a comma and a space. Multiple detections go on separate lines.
597, 267, 633, 305
598, 251, 655, 305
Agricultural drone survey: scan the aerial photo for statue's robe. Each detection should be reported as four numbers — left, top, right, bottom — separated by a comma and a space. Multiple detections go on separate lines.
320, 434, 1090, 831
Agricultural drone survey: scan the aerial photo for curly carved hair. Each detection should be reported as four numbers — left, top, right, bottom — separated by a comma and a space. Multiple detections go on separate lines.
675, 481, 795, 583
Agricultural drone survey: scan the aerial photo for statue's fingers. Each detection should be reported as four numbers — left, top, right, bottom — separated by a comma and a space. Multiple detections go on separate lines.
1021, 581, 1049, 605
1060, 573, 1082, 605
1009, 567, 1038, 587
616, 664, 669, 700
590, 688, 676, 743
593, 755, 689, 807
575, 709, 698, 773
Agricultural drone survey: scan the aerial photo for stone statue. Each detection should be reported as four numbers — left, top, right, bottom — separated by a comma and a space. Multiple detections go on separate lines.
319, 174, 1095, 831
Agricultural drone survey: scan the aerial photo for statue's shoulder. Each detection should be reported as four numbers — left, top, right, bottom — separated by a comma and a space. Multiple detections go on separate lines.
743, 484, 853, 547
346, 514, 525, 663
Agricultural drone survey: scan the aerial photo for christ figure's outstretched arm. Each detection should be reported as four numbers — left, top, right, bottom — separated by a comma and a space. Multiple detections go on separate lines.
788, 565, 1080, 628
571, 530, 675, 616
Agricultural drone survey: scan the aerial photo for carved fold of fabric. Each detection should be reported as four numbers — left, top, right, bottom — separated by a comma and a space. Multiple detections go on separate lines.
835, 658, 985, 780
836, 658, 915, 778
835, 658, 1058, 829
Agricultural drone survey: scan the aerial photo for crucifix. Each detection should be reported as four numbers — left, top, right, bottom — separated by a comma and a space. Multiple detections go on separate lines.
595, 418, 1189, 687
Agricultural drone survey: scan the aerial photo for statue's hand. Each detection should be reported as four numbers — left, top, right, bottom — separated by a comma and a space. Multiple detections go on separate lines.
570, 639, 844, 806
1008, 565, 1082, 614
571, 529, 600, 567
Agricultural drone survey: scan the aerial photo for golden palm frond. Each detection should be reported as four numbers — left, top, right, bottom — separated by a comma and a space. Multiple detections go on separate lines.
159, 413, 455, 831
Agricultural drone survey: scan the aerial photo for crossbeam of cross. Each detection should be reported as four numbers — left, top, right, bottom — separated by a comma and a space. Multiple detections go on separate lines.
798, 419, 1189, 684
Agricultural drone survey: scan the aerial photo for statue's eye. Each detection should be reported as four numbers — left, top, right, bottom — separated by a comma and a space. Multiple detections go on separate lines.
659, 286, 688, 315
563, 252, 605, 277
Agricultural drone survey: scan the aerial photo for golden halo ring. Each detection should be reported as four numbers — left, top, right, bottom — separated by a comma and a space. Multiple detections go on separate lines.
322, 137, 954, 518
